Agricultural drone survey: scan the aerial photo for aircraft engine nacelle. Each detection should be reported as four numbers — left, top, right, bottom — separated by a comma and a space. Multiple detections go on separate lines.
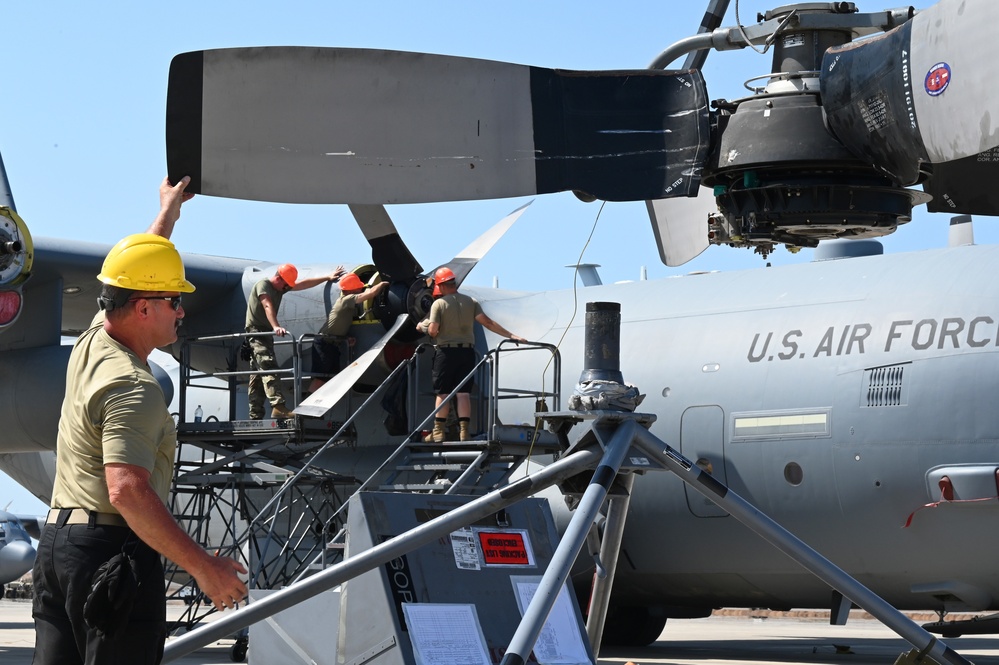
0, 346, 71, 452
0, 345, 175, 452
0, 207, 33, 331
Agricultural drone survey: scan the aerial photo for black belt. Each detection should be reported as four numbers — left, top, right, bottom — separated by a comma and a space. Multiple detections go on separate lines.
439, 343, 473, 348
47, 508, 128, 528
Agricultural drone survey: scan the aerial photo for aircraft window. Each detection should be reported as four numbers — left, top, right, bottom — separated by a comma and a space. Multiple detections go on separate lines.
784, 462, 804, 486
732, 410, 830, 441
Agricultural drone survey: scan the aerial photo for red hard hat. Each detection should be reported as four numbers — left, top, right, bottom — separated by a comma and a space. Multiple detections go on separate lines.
339, 273, 364, 291
432, 284, 441, 297
277, 263, 298, 288
434, 267, 456, 285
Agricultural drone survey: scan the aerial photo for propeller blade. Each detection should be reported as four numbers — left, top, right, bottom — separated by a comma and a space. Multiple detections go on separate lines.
294, 313, 409, 418
167, 48, 709, 204
437, 201, 532, 287
820, 0, 999, 185
922, 154, 999, 216
646, 185, 714, 266
348, 204, 423, 282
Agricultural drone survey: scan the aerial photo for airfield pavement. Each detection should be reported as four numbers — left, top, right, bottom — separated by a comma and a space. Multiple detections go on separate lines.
2, 599, 999, 665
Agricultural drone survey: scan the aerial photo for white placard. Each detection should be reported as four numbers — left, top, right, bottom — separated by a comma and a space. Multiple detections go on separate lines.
402, 603, 491, 665
511, 577, 592, 665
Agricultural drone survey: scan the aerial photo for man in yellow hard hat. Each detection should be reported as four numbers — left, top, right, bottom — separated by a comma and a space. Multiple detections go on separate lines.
32, 177, 248, 665
415, 267, 526, 442
245, 262, 343, 419
308, 271, 389, 394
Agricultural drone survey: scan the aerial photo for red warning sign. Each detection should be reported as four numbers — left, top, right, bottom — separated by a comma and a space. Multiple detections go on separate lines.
478, 531, 530, 566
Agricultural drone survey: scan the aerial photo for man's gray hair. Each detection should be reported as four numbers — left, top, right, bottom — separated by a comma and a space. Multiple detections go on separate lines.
97, 284, 133, 313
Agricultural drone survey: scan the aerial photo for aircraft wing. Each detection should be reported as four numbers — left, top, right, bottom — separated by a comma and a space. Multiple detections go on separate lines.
18, 237, 264, 338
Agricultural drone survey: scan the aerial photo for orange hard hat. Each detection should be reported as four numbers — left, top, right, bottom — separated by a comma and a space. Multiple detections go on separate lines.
434, 267, 456, 285
339, 273, 364, 291
277, 263, 298, 288
432, 284, 441, 297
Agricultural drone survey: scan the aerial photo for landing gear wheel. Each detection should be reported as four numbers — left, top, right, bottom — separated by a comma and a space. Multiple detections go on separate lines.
601, 607, 667, 646
230, 637, 248, 662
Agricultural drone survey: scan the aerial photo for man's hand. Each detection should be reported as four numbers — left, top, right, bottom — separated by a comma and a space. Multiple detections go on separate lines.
147, 175, 194, 238
273, 326, 288, 337
331, 265, 347, 281
192, 553, 248, 611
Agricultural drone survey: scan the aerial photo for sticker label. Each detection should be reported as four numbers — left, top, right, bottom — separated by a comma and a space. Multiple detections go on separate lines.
477, 529, 534, 567
450, 528, 481, 571
924, 62, 951, 96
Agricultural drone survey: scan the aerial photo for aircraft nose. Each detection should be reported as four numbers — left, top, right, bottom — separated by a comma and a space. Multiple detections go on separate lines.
0, 540, 37, 579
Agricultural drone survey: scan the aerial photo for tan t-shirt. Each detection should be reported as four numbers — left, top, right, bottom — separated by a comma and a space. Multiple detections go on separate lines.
429, 292, 482, 346
50, 313, 177, 512
245, 278, 283, 331
319, 293, 358, 338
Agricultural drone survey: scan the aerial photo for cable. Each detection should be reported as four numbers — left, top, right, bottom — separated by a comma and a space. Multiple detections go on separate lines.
521, 200, 607, 466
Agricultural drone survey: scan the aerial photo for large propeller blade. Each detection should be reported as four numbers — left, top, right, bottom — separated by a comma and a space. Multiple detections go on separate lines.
348, 204, 422, 283
294, 314, 409, 418
434, 201, 532, 287
646, 186, 714, 267
166, 47, 709, 205
820, 0, 999, 197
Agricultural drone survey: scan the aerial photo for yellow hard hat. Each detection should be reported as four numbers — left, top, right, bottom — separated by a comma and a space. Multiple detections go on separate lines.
97, 233, 196, 293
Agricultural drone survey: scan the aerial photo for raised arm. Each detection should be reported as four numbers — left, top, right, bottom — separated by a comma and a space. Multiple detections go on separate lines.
146, 176, 194, 239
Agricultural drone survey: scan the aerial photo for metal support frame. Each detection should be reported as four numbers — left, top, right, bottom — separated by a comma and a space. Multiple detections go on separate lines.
162, 448, 603, 662
510, 410, 972, 665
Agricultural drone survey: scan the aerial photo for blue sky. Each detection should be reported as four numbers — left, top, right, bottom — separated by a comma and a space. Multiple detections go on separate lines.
2, 1, 959, 514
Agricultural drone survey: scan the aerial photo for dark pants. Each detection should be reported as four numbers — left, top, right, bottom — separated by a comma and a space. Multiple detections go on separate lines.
32, 520, 166, 665
432, 346, 477, 394
311, 338, 342, 378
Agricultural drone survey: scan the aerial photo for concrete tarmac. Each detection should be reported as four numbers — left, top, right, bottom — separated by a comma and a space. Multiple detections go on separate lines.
3, 598, 998, 664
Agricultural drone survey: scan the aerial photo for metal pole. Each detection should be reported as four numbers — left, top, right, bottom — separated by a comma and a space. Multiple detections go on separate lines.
585, 472, 635, 655
162, 448, 602, 662
680, 0, 732, 71
631, 426, 972, 665
500, 418, 638, 665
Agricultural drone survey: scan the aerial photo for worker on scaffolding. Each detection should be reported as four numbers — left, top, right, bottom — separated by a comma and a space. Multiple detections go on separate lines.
308, 271, 389, 394
245, 263, 342, 419
32, 177, 248, 665
416, 267, 526, 442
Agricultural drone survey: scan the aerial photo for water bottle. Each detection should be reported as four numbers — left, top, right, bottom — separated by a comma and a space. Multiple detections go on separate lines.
194, 405, 203, 422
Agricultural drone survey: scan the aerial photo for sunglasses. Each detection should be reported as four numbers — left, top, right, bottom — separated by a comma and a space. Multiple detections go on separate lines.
129, 295, 183, 311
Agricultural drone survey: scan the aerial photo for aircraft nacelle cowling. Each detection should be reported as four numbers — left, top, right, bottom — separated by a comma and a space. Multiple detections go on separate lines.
0, 207, 34, 331
0, 344, 174, 452
0, 346, 70, 452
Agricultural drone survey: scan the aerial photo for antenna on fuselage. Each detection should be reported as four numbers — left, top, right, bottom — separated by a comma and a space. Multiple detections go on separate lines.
567, 263, 602, 287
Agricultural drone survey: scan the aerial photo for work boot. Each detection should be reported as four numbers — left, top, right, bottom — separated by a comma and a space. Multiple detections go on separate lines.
458, 418, 470, 442
424, 418, 446, 443
271, 403, 295, 419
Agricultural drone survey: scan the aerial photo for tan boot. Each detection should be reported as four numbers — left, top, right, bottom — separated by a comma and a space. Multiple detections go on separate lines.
271, 403, 295, 419
459, 418, 470, 442
424, 418, 446, 443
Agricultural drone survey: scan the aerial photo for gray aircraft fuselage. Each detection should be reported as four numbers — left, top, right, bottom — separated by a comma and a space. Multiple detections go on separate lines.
4, 240, 997, 626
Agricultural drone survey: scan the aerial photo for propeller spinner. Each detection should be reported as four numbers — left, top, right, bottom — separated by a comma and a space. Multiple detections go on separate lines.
296, 202, 530, 418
